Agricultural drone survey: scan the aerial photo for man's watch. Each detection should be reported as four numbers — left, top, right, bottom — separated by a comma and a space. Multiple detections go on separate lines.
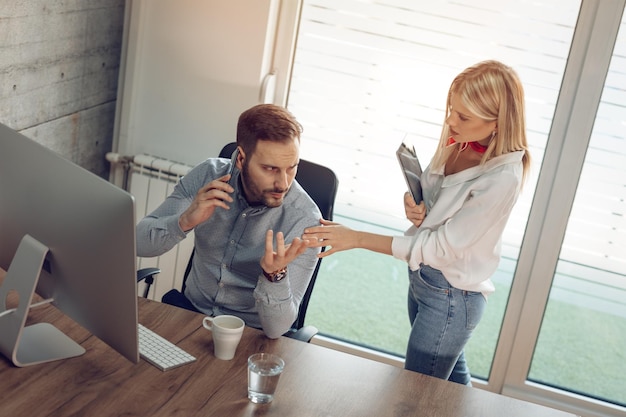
262, 266, 287, 283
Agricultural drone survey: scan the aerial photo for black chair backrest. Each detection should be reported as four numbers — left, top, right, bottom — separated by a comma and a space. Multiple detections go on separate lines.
217, 141, 338, 329
218, 142, 237, 158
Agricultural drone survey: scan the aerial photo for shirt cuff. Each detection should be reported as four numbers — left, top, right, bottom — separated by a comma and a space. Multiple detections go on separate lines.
392, 235, 419, 269
254, 273, 291, 302
167, 215, 188, 239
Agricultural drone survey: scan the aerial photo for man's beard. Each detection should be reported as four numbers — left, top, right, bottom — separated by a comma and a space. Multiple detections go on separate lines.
240, 163, 286, 208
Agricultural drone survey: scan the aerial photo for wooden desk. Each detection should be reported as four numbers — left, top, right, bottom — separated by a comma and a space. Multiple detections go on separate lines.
0, 297, 578, 417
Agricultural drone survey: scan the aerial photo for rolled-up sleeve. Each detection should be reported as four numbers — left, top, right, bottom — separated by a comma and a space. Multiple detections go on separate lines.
135, 164, 206, 257
136, 213, 188, 257
253, 224, 320, 339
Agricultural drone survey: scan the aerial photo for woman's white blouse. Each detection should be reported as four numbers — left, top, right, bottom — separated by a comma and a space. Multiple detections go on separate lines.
391, 150, 525, 297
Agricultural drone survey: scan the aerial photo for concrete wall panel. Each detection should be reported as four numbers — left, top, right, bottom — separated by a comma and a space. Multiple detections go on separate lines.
0, 0, 125, 178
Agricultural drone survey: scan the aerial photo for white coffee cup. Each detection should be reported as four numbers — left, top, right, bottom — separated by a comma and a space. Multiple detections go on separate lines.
202, 315, 245, 360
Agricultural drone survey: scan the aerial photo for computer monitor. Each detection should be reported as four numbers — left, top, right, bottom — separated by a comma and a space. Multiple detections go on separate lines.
0, 123, 139, 366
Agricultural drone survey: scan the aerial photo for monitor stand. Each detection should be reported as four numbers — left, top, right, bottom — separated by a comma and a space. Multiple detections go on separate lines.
0, 234, 85, 367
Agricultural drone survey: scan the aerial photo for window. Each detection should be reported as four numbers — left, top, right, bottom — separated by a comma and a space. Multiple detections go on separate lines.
285, 0, 626, 414
526, 12, 626, 406
288, 0, 578, 365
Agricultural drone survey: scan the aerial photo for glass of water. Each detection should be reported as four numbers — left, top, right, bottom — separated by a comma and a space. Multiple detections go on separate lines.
247, 353, 285, 403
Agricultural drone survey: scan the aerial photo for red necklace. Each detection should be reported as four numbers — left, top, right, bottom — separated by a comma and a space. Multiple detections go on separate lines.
447, 137, 489, 154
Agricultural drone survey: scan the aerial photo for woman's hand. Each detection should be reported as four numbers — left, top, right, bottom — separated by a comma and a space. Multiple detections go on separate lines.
302, 219, 359, 257
404, 192, 426, 227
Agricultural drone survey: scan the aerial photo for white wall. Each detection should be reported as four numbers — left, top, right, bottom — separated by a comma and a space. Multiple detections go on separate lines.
114, 0, 293, 166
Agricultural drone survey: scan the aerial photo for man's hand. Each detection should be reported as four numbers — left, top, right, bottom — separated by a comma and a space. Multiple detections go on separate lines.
178, 174, 234, 232
260, 230, 309, 275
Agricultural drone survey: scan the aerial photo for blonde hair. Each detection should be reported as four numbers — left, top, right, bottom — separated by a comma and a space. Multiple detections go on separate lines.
431, 60, 531, 183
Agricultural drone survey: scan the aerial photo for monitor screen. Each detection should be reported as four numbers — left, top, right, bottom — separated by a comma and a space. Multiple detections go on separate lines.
0, 123, 139, 365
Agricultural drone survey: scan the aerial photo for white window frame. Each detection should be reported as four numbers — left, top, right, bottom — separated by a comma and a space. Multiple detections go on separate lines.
497, 2, 626, 416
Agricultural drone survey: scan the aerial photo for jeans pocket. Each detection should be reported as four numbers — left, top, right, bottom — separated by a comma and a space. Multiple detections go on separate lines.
415, 266, 449, 295
464, 291, 486, 330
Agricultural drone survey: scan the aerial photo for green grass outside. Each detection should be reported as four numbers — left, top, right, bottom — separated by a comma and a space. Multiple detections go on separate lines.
304, 249, 626, 406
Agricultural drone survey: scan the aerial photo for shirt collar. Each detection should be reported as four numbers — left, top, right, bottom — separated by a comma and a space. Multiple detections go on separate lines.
440, 150, 524, 186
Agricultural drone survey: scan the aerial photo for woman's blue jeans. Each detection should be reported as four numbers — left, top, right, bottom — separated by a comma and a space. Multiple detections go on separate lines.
405, 265, 486, 385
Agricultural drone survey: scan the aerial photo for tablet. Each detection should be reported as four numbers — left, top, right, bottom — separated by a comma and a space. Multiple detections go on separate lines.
396, 142, 423, 203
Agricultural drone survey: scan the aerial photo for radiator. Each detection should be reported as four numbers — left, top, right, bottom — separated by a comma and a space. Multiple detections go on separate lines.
106, 153, 195, 302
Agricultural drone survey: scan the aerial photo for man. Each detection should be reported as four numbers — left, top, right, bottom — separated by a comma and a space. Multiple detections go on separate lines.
136, 104, 321, 338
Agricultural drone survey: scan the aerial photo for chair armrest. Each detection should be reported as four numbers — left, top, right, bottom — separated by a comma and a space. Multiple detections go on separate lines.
137, 267, 161, 299
137, 267, 161, 283
284, 325, 319, 343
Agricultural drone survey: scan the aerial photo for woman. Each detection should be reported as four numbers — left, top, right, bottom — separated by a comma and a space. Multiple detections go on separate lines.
303, 60, 531, 385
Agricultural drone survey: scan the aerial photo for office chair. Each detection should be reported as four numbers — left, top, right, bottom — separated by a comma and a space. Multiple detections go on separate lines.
137, 142, 338, 342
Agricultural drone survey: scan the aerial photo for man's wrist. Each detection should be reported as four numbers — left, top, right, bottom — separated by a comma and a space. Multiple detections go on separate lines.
178, 214, 193, 233
262, 266, 287, 282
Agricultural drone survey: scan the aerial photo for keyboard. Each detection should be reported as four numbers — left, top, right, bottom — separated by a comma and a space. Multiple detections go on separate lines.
138, 323, 196, 371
